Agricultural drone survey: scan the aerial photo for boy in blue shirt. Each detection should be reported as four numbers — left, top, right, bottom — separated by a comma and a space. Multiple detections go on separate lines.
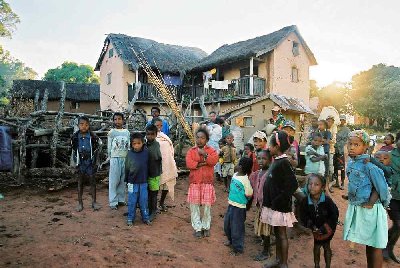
71, 116, 102, 212
125, 132, 151, 226
224, 157, 253, 255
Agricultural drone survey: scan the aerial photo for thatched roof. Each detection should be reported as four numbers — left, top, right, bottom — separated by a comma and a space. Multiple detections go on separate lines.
95, 34, 207, 74
12, 80, 100, 102
190, 25, 317, 72
221, 93, 314, 115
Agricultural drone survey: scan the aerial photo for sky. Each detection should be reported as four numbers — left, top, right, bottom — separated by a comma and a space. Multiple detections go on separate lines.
2, 0, 400, 87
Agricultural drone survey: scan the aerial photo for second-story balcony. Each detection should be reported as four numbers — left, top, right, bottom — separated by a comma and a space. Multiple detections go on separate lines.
128, 76, 266, 102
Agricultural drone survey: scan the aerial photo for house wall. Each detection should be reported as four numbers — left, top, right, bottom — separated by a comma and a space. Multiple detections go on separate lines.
15, 100, 100, 115
99, 42, 136, 111
269, 32, 311, 105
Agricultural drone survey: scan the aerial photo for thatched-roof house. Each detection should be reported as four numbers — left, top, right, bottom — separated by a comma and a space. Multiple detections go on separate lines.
12, 80, 100, 114
95, 34, 207, 111
188, 25, 317, 105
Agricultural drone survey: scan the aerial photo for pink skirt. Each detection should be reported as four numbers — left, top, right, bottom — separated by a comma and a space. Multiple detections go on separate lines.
260, 207, 297, 227
187, 183, 216, 206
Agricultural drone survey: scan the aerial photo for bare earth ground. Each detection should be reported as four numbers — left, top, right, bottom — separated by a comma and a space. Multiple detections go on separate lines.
0, 176, 399, 268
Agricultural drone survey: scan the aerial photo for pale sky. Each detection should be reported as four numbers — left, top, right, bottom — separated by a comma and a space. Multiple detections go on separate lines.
2, 0, 400, 87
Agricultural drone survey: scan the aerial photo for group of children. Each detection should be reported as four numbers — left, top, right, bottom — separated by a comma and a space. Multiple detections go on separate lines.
71, 112, 399, 267
71, 112, 178, 226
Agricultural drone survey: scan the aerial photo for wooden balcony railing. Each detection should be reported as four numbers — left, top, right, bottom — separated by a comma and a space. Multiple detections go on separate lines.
128, 77, 266, 102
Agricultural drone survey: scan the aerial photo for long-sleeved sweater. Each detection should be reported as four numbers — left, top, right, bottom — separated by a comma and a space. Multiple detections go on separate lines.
125, 148, 149, 184
146, 140, 162, 178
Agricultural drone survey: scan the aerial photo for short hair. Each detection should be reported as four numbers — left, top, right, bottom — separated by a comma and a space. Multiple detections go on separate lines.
146, 124, 158, 133
270, 130, 291, 152
130, 132, 144, 144
238, 157, 253, 175
218, 138, 226, 145
244, 143, 254, 152
113, 112, 124, 121
312, 132, 323, 139
196, 128, 210, 141
215, 117, 224, 125
306, 173, 326, 187
386, 134, 395, 142
209, 111, 216, 115
225, 133, 234, 139
78, 116, 90, 125
151, 107, 161, 113
152, 117, 163, 124
258, 149, 272, 162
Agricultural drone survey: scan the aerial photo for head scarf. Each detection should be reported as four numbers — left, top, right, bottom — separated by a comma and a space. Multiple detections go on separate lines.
253, 130, 267, 141
348, 130, 370, 144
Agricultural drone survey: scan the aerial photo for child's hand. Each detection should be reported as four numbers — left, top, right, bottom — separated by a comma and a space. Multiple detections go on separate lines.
198, 148, 206, 156
196, 162, 206, 168
361, 202, 374, 209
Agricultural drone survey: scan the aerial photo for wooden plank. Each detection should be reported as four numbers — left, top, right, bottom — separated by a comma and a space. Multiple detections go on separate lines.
50, 81, 66, 167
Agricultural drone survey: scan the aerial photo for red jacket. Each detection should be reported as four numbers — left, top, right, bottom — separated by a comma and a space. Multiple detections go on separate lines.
186, 145, 218, 184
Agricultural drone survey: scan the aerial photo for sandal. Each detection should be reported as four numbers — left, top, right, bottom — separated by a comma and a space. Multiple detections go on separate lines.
159, 204, 168, 212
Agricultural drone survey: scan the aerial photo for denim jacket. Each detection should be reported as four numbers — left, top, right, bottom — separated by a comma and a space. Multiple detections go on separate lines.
347, 154, 391, 208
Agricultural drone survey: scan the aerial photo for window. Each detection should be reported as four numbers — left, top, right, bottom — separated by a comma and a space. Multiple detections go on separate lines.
240, 66, 259, 77
109, 48, 114, 58
107, 72, 112, 85
243, 116, 253, 127
291, 67, 299, 83
292, 42, 299, 56
71, 101, 80, 110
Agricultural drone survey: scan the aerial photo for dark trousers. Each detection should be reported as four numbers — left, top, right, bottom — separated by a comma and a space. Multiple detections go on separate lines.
224, 205, 246, 253
148, 190, 158, 215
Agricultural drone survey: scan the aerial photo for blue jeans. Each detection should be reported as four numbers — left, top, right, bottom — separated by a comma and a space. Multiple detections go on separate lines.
224, 205, 246, 253
127, 183, 150, 223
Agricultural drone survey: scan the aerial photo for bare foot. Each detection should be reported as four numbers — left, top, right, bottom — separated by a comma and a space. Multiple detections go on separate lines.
92, 202, 102, 211
76, 203, 83, 212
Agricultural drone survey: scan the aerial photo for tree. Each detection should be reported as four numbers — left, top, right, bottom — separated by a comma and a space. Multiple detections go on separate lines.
44, 62, 100, 84
0, 45, 37, 106
317, 81, 352, 114
309, 79, 319, 98
352, 64, 400, 129
0, 0, 20, 38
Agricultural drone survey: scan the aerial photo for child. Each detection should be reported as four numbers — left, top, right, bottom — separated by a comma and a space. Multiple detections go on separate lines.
243, 143, 255, 158
220, 134, 237, 192
125, 132, 151, 226
317, 120, 333, 193
107, 112, 130, 210
380, 134, 395, 152
186, 128, 219, 238
385, 133, 400, 263
249, 149, 273, 261
343, 130, 391, 267
224, 157, 254, 255
282, 120, 299, 168
217, 138, 226, 183
252, 130, 268, 172
305, 133, 326, 177
71, 116, 102, 212
261, 131, 298, 268
145, 124, 162, 221
153, 118, 178, 213
300, 174, 339, 268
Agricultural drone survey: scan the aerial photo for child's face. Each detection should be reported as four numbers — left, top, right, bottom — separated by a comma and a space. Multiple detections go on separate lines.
347, 137, 368, 157
226, 136, 234, 145
311, 136, 322, 148
326, 118, 334, 129
131, 138, 144, 152
78, 119, 89, 134
384, 135, 393, 145
317, 121, 325, 131
253, 137, 267, 150
196, 132, 208, 148
308, 176, 324, 197
114, 115, 123, 128
283, 127, 295, 137
375, 152, 391, 166
154, 121, 163, 132
146, 130, 157, 142
151, 109, 160, 118
243, 146, 251, 155
257, 152, 271, 170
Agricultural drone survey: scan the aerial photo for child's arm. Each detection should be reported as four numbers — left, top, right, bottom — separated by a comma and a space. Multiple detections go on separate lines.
271, 160, 298, 210
107, 130, 112, 158
362, 188, 379, 209
185, 149, 200, 170
366, 165, 391, 208
204, 148, 219, 167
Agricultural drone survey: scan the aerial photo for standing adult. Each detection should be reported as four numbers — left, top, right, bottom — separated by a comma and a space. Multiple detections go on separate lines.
153, 118, 178, 212
333, 115, 351, 190
205, 112, 222, 176
326, 115, 337, 193
269, 106, 286, 130
147, 106, 170, 136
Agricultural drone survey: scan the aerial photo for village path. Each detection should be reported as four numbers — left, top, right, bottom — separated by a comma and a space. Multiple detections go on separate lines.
0, 176, 399, 268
